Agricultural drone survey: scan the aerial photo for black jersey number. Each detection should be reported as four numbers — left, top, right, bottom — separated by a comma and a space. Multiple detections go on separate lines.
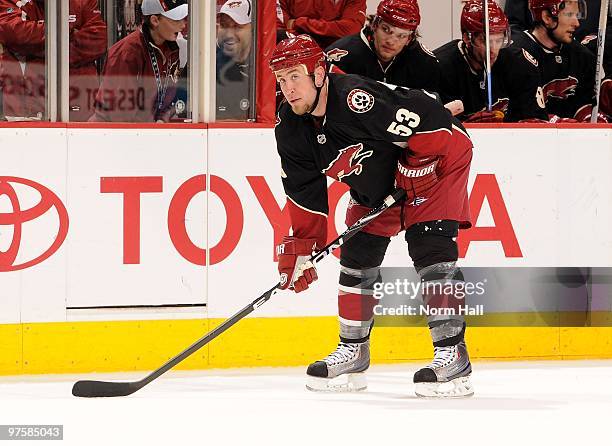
387, 108, 421, 137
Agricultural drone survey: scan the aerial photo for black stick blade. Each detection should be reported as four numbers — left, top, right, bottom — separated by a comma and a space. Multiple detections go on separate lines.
72, 380, 139, 398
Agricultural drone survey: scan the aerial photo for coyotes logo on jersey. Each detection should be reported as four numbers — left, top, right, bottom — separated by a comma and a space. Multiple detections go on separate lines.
522, 48, 538, 67
484, 98, 510, 114
326, 48, 349, 62
543, 76, 579, 100
322, 143, 373, 181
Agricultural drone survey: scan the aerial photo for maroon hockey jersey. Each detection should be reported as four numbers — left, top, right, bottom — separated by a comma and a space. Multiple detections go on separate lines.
275, 74, 473, 247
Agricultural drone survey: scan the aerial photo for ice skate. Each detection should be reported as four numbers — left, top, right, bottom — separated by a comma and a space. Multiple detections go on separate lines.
305, 341, 369, 392
414, 341, 474, 398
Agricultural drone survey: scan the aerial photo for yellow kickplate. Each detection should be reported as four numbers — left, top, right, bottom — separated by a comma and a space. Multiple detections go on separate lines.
1, 316, 611, 375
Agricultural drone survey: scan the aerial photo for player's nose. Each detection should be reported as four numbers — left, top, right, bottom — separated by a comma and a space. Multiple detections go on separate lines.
570, 16, 580, 27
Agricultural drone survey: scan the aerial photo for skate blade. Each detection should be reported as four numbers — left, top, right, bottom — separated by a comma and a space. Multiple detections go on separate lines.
415, 375, 474, 398
306, 373, 367, 392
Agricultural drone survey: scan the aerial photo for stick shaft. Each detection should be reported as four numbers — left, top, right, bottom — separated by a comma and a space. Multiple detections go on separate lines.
138, 189, 403, 386
591, 0, 610, 122
72, 189, 405, 397
484, 0, 493, 111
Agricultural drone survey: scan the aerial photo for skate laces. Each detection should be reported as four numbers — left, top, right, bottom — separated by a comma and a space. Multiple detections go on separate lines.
323, 343, 360, 366
429, 345, 457, 369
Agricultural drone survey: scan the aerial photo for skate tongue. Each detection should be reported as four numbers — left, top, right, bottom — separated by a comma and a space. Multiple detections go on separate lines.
324, 343, 359, 366
430, 346, 456, 369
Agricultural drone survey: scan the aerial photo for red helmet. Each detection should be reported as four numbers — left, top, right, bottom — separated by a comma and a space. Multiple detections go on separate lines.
269, 35, 326, 74
528, 0, 587, 22
461, 0, 509, 35
376, 0, 420, 31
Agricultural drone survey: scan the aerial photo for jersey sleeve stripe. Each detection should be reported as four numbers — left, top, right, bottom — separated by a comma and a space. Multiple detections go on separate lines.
452, 124, 470, 140
414, 127, 453, 136
287, 195, 328, 217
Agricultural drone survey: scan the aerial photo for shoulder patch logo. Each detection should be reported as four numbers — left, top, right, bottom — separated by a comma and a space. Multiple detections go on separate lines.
326, 48, 349, 62
347, 89, 375, 113
522, 49, 538, 67
581, 34, 597, 45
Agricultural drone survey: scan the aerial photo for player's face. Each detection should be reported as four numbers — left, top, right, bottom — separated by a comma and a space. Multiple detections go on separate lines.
373, 20, 414, 63
551, 1, 581, 44
151, 15, 187, 42
217, 14, 253, 63
276, 66, 317, 115
468, 32, 506, 67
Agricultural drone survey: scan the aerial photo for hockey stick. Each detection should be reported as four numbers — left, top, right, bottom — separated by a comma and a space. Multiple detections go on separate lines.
484, 0, 493, 111
590, 0, 610, 122
72, 188, 406, 398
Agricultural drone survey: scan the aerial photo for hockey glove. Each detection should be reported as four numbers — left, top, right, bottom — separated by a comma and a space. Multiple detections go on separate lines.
600, 79, 612, 117
277, 236, 318, 293
518, 118, 548, 123
547, 114, 578, 123
464, 110, 505, 123
573, 106, 611, 123
395, 154, 439, 204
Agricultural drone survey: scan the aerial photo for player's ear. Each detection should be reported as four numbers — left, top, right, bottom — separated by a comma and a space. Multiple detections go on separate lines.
541, 10, 555, 27
313, 66, 326, 88
461, 33, 470, 47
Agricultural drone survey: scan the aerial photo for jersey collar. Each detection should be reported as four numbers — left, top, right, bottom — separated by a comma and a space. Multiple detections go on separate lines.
524, 29, 563, 54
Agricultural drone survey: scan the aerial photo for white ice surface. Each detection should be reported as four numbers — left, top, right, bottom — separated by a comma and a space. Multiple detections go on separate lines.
0, 360, 610, 446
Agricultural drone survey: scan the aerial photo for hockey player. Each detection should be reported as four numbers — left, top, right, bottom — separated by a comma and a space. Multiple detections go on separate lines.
324, 0, 441, 95
271, 35, 474, 397
434, 0, 548, 122
511, 0, 598, 120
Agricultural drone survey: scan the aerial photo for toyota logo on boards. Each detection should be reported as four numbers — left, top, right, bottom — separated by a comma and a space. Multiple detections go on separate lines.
0, 177, 69, 271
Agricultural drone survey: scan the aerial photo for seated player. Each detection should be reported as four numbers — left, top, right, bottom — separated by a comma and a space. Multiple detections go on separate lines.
435, 0, 548, 122
325, 0, 441, 96
510, 0, 601, 121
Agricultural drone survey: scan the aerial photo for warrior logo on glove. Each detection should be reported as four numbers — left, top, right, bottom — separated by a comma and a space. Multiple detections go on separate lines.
395, 154, 439, 203
277, 237, 319, 292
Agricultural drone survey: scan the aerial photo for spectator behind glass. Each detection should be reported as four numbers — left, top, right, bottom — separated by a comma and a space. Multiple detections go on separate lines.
435, 0, 548, 122
216, 0, 253, 120
325, 0, 441, 97
90, 0, 187, 122
0, 0, 107, 121
277, 0, 367, 49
